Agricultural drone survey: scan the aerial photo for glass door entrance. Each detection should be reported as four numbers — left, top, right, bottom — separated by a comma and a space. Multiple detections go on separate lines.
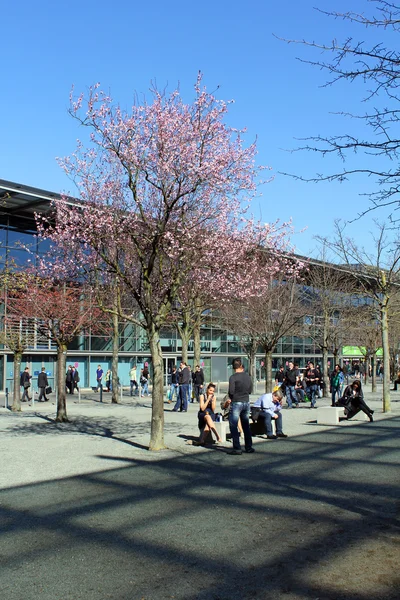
163, 357, 177, 387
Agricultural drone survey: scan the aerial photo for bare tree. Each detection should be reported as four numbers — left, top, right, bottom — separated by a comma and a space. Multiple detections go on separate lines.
325, 221, 400, 412
302, 251, 357, 396
0, 272, 35, 411
281, 1, 400, 217
347, 303, 382, 391
223, 272, 307, 393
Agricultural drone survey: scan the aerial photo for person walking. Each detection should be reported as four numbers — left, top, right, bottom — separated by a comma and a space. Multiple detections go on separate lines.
96, 365, 103, 391
71, 366, 80, 394
66, 365, 74, 394
37, 367, 49, 402
129, 365, 138, 396
226, 358, 254, 455
20, 367, 32, 402
330, 364, 344, 406
140, 368, 150, 397
105, 369, 112, 392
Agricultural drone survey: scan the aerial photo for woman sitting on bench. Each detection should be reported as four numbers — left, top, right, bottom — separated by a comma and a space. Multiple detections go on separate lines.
197, 382, 223, 445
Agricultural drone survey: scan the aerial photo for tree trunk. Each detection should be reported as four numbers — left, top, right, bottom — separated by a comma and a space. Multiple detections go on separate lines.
11, 351, 22, 412
148, 326, 165, 450
193, 319, 201, 368
371, 354, 377, 392
381, 300, 391, 413
248, 340, 258, 395
264, 349, 273, 393
322, 317, 329, 397
56, 344, 69, 422
322, 346, 329, 397
111, 310, 119, 404
179, 327, 190, 364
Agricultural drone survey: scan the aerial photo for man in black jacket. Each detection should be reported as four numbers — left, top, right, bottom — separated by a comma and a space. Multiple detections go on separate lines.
192, 365, 204, 402
284, 361, 300, 408
173, 362, 191, 411
38, 367, 49, 402
227, 358, 254, 455
20, 367, 32, 402
72, 367, 80, 393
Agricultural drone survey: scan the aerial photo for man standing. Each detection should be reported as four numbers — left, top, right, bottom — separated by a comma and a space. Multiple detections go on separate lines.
226, 358, 254, 455
38, 367, 49, 402
174, 361, 190, 411
284, 361, 300, 408
274, 365, 285, 387
169, 365, 179, 404
304, 361, 319, 408
192, 365, 204, 403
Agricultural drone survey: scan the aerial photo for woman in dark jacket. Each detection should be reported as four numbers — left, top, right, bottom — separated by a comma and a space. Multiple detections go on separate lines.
339, 380, 374, 422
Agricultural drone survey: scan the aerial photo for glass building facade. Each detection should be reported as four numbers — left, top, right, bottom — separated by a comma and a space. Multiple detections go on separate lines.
0, 180, 330, 392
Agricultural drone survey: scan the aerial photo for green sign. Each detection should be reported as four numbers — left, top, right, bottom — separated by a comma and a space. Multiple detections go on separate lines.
342, 346, 383, 357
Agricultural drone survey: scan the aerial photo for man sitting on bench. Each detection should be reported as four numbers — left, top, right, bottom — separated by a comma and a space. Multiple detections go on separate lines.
252, 388, 288, 440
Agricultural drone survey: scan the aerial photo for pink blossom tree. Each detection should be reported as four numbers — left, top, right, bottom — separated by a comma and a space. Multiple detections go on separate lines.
41, 76, 293, 449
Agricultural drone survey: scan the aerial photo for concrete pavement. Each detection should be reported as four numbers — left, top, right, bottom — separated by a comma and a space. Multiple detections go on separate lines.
0, 387, 399, 599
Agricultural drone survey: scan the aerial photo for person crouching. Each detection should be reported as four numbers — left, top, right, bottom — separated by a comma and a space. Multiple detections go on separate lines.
252, 388, 288, 440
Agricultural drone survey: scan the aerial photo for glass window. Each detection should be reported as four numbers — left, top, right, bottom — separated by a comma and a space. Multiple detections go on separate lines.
7, 229, 37, 250
6, 248, 35, 267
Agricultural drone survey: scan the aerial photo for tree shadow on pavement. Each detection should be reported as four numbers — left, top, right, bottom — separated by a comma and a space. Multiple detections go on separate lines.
0, 418, 399, 600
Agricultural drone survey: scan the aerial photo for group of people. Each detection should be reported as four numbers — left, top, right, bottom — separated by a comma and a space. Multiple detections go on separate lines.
194, 358, 289, 454
128, 364, 151, 397
19, 366, 50, 403
66, 365, 80, 394
193, 358, 376, 451
275, 361, 323, 408
170, 362, 205, 411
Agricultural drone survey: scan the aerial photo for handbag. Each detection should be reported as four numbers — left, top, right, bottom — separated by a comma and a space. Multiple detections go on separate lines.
46, 386, 52, 395
250, 397, 265, 421
250, 406, 261, 421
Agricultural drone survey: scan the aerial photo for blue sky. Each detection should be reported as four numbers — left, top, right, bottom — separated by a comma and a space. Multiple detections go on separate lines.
1, 0, 394, 257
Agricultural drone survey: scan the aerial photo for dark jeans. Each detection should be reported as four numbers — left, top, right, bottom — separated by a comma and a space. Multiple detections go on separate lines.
229, 402, 252, 451
174, 384, 189, 411
194, 384, 203, 402
170, 383, 179, 403
286, 385, 298, 407
259, 413, 283, 436
306, 384, 318, 407
331, 386, 340, 406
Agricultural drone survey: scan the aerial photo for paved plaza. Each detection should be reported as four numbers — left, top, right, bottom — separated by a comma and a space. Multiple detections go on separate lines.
0, 387, 399, 599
